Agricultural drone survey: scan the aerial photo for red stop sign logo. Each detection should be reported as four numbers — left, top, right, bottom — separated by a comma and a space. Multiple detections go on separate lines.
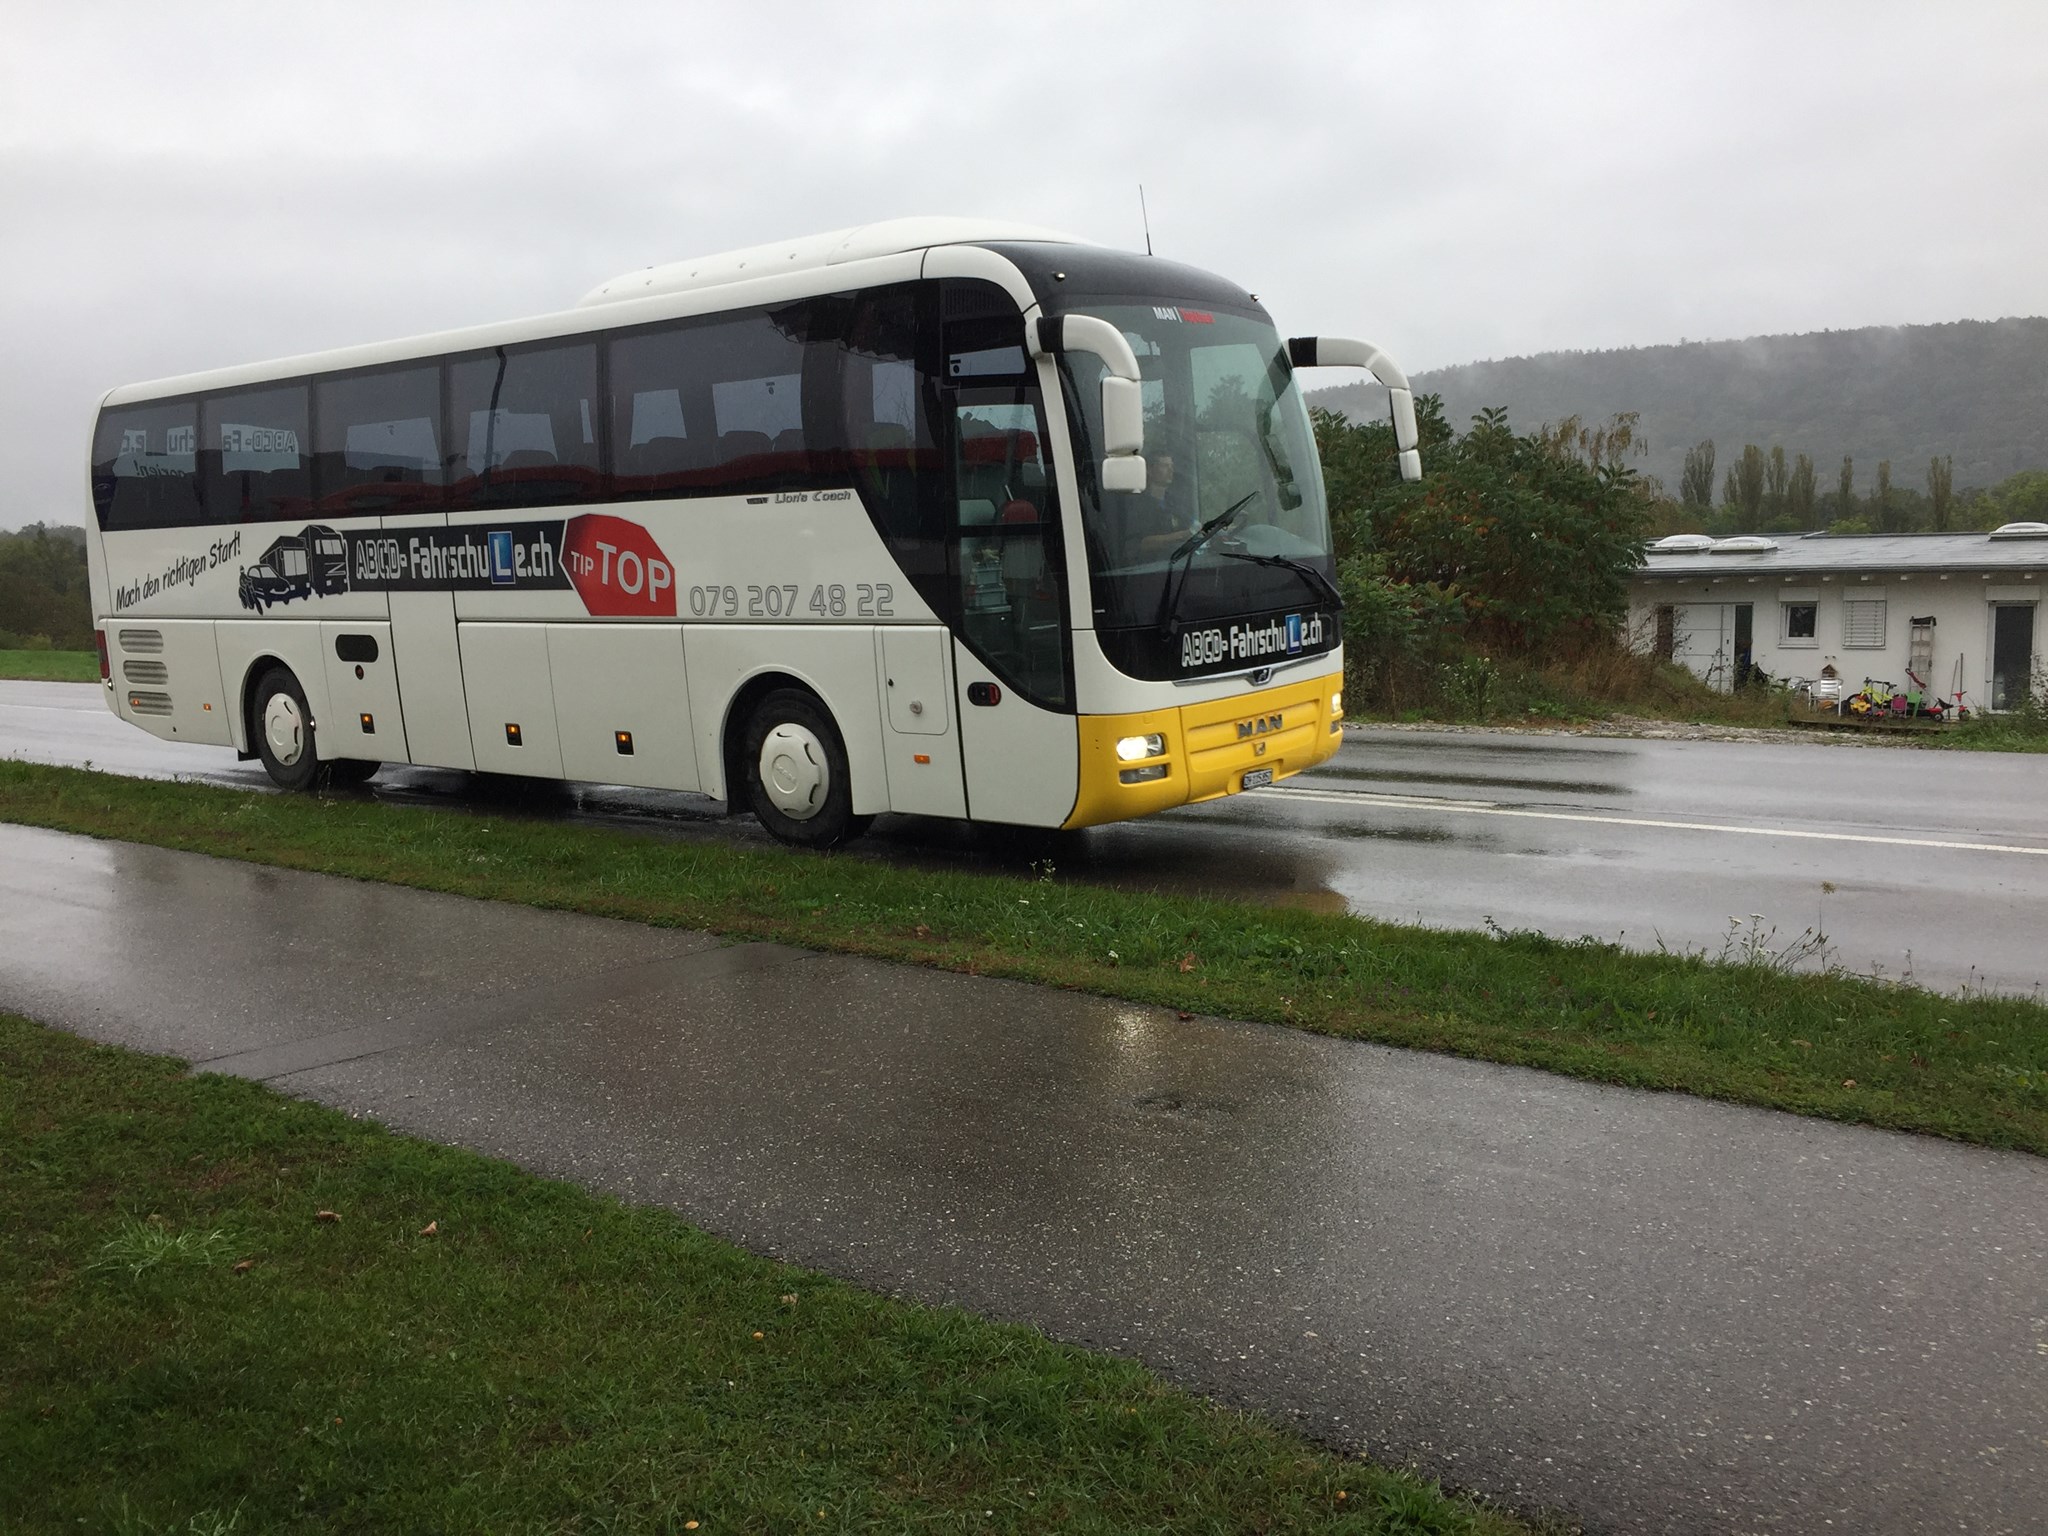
563, 514, 676, 616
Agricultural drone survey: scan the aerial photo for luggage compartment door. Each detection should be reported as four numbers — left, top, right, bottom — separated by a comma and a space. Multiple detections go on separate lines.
548, 623, 698, 790
459, 622, 563, 777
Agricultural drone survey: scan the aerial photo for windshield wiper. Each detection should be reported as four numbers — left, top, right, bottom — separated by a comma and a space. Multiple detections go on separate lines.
1154, 491, 1259, 634
1217, 549, 1343, 611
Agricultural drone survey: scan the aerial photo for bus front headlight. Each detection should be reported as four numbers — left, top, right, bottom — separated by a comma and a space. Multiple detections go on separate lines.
1115, 733, 1164, 762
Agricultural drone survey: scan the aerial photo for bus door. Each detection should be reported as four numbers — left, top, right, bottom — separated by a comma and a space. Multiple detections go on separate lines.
944, 387, 1079, 826
382, 510, 475, 770
875, 625, 965, 817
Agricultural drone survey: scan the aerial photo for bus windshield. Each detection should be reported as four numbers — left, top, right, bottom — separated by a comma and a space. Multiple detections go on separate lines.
1056, 303, 1334, 661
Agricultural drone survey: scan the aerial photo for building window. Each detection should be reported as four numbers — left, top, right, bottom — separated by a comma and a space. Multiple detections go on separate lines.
1842, 598, 1887, 649
1654, 604, 1675, 660
1781, 601, 1818, 647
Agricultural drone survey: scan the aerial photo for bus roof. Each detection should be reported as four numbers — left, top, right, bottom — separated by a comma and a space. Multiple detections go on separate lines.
101, 217, 1091, 409
577, 217, 1085, 307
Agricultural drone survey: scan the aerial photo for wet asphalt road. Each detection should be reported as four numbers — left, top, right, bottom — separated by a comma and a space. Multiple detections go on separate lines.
3, 821, 2044, 1536
7, 678, 2047, 995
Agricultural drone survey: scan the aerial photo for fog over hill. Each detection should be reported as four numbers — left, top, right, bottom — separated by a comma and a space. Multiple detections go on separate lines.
1308, 317, 2048, 494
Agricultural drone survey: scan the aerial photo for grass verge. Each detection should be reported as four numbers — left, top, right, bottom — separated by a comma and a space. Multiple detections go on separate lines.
2, 758, 2044, 1154
1933, 710, 2048, 753
0, 1013, 1537, 1535
0, 648, 97, 682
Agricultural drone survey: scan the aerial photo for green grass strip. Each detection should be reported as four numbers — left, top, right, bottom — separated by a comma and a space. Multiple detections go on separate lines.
0, 1012, 1539, 1535
2, 758, 2044, 1154
0, 648, 97, 682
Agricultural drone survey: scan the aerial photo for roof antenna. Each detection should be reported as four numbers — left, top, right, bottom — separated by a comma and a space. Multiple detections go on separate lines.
1139, 184, 1153, 256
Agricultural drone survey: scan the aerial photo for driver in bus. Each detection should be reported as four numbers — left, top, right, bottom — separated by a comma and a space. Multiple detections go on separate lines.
1122, 444, 1198, 562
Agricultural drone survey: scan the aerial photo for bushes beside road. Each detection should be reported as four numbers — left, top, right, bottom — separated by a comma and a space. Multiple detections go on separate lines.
0, 522, 91, 651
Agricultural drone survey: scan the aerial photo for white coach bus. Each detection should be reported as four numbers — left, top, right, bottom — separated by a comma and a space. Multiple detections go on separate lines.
85, 218, 1420, 846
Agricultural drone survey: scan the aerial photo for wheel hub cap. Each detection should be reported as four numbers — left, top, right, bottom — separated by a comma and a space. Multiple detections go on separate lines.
759, 723, 827, 820
264, 693, 305, 766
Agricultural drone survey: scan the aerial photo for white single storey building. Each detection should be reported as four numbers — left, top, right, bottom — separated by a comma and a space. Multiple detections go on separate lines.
1627, 525, 2048, 710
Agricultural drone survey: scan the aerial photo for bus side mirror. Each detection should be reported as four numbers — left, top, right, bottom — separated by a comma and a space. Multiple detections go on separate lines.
1100, 377, 1145, 493
1288, 336, 1422, 481
1032, 313, 1147, 493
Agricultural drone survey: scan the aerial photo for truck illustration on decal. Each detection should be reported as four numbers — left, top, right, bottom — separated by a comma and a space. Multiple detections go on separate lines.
238, 526, 347, 611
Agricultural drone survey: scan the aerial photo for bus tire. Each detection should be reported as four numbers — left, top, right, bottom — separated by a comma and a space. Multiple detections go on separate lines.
251, 665, 321, 792
742, 689, 869, 849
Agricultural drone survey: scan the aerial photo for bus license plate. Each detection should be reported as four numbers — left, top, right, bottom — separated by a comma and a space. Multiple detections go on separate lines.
1241, 767, 1274, 790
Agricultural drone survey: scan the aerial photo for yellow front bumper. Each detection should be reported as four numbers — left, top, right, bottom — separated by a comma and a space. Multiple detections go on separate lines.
1065, 674, 1343, 829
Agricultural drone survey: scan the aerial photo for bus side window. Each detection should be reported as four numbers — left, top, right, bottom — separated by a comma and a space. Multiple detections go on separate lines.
952, 395, 1066, 709
92, 401, 202, 531
448, 341, 601, 512
839, 285, 946, 603
200, 383, 312, 525
314, 364, 445, 517
609, 325, 712, 500
606, 305, 817, 500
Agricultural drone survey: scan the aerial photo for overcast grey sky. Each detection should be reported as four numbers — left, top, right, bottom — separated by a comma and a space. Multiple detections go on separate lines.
3, 0, 2044, 530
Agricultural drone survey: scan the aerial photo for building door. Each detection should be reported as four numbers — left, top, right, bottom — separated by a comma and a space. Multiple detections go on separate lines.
1671, 604, 1732, 691
1991, 603, 2036, 711
1733, 603, 1755, 685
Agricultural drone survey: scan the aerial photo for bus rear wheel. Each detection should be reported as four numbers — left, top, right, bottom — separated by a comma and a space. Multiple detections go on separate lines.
252, 666, 322, 792
742, 689, 869, 849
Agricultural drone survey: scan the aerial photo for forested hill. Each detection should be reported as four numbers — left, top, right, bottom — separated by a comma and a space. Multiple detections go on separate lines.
1306, 317, 2048, 494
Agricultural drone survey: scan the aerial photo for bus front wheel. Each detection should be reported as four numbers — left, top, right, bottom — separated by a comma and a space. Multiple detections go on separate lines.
742, 689, 869, 849
252, 666, 322, 792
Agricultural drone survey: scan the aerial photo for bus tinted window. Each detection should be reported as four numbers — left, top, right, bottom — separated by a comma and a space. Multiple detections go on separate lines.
314, 364, 445, 516
609, 326, 709, 497
608, 305, 822, 500
92, 401, 202, 531
201, 385, 312, 524
841, 285, 942, 601
448, 342, 601, 511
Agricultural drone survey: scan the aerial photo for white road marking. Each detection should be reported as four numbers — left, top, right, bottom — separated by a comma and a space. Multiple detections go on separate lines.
1256, 785, 2048, 858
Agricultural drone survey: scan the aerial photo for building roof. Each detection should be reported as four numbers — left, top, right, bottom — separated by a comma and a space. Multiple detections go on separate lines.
1637, 529, 2048, 577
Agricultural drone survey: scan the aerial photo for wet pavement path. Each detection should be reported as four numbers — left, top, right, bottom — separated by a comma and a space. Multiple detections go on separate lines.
4, 821, 2044, 1535
7, 679, 2047, 996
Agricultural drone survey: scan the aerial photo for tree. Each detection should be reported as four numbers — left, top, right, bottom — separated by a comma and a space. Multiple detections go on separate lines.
1313, 399, 1652, 703
1723, 443, 1766, 529
1763, 446, 1789, 523
1927, 454, 1954, 530
0, 523, 92, 649
1874, 459, 1896, 530
1788, 453, 1817, 525
1835, 455, 1855, 524
1680, 440, 1716, 510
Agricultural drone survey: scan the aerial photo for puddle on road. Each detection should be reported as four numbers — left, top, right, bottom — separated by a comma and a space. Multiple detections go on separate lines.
1302, 764, 1632, 797
1348, 733, 1635, 761
1132, 1087, 1242, 1124
1320, 821, 1465, 846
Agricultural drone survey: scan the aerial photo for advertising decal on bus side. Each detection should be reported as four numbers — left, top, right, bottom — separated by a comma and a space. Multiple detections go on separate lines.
230, 513, 676, 616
